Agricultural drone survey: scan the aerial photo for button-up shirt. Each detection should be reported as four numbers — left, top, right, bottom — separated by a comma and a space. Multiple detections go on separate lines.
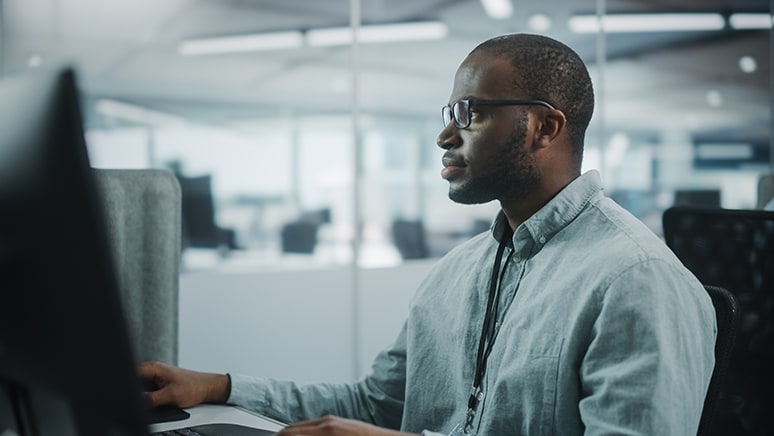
229, 170, 716, 435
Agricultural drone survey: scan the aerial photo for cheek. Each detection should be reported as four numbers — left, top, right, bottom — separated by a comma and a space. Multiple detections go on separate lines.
466, 129, 513, 161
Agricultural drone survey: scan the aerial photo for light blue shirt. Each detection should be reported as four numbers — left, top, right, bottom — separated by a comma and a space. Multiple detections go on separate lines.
229, 170, 716, 435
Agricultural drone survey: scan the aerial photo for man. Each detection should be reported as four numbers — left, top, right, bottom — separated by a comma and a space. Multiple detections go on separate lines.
141, 33, 716, 435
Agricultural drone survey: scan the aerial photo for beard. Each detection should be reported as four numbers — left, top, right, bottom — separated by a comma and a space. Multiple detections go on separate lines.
449, 116, 540, 205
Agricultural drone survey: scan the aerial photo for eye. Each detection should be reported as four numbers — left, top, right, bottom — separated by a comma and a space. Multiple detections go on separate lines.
469, 106, 485, 122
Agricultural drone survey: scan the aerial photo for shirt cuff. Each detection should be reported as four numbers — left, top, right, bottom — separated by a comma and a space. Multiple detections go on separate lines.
226, 373, 272, 411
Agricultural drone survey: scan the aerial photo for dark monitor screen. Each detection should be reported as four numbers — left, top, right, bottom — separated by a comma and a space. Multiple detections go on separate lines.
0, 69, 149, 435
673, 189, 721, 208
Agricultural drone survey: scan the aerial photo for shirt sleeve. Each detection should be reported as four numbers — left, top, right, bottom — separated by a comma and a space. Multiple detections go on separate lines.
578, 259, 716, 435
227, 322, 409, 429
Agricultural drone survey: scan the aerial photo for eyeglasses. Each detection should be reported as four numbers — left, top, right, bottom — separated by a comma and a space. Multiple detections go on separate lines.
442, 98, 557, 129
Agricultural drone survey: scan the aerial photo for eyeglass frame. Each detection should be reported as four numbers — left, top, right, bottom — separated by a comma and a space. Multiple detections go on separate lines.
442, 98, 557, 129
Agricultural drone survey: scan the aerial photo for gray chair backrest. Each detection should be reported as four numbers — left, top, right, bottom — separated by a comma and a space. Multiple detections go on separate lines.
93, 168, 181, 365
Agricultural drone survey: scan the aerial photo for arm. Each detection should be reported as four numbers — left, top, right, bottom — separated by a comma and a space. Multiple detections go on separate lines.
579, 260, 716, 435
228, 323, 409, 427
275, 416, 416, 436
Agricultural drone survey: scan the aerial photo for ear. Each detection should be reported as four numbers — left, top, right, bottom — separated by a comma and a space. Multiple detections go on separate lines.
533, 109, 566, 148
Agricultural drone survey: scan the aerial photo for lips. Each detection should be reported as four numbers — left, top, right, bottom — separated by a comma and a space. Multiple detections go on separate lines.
441, 153, 466, 180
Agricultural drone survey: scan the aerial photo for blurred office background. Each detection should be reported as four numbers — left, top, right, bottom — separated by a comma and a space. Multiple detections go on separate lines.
1, 0, 771, 381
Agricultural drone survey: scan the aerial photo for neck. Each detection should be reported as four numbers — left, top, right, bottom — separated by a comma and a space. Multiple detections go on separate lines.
499, 171, 580, 231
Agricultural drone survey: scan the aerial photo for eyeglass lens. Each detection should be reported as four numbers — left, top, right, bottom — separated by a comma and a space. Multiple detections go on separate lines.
442, 101, 469, 128
453, 101, 468, 128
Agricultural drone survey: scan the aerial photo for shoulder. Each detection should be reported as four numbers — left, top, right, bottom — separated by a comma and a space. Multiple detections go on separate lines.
408, 230, 494, 304
574, 196, 680, 266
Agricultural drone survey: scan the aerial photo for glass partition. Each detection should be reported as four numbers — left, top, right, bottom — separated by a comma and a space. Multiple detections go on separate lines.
0, 0, 770, 263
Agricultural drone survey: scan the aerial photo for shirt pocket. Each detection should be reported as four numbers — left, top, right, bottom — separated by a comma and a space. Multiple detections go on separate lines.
485, 339, 563, 436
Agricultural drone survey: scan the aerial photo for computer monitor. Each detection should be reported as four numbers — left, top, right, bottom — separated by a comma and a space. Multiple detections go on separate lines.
0, 69, 150, 435
673, 189, 721, 208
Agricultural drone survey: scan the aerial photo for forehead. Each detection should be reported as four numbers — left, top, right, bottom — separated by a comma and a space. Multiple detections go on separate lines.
450, 51, 518, 101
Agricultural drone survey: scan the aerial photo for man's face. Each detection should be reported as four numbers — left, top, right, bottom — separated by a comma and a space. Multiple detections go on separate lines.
437, 51, 540, 205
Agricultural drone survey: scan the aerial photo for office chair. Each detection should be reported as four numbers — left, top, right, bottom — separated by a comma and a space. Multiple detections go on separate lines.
176, 173, 239, 251
663, 206, 774, 435
391, 219, 429, 260
280, 220, 320, 254
94, 169, 181, 365
698, 285, 740, 436
279, 208, 331, 254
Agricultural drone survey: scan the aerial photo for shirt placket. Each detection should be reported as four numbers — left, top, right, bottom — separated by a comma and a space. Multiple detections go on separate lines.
473, 241, 530, 433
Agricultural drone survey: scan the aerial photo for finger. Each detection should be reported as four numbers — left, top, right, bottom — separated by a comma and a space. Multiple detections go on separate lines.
137, 360, 164, 380
144, 387, 166, 407
276, 417, 329, 434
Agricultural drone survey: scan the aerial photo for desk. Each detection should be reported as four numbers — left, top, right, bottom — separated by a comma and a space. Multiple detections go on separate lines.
150, 404, 285, 433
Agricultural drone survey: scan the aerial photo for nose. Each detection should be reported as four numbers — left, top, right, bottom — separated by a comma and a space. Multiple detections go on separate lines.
436, 123, 459, 150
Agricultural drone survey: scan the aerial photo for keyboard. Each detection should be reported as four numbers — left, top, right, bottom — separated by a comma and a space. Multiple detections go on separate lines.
152, 423, 275, 435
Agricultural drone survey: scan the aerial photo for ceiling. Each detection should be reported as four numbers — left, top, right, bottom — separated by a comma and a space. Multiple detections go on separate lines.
0, 0, 770, 146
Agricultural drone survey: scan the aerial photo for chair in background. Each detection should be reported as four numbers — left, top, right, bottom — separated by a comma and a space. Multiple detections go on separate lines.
391, 219, 429, 260
663, 206, 774, 435
698, 285, 740, 436
176, 174, 238, 252
93, 168, 181, 365
280, 208, 331, 254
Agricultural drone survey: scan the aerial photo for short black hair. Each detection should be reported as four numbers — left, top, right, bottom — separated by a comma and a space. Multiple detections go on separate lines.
473, 34, 594, 167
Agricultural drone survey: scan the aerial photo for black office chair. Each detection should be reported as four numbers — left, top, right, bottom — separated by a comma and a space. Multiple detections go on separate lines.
280, 220, 320, 254
664, 206, 774, 435
698, 285, 740, 436
176, 174, 239, 251
279, 208, 331, 254
391, 219, 429, 260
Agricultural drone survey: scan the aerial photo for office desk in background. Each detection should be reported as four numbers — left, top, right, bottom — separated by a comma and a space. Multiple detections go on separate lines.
150, 404, 285, 433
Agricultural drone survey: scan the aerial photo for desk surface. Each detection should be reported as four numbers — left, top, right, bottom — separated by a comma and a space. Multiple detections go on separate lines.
149, 404, 285, 433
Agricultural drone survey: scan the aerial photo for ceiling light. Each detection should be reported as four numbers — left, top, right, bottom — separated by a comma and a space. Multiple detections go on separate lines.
480, 0, 514, 20
729, 13, 773, 30
179, 31, 303, 56
306, 21, 448, 47
568, 13, 725, 33
739, 56, 758, 73
705, 90, 723, 108
528, 13, 552, 32
95, 99, 187, 126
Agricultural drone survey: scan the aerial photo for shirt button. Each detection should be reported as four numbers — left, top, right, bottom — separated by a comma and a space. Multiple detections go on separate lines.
539, 235, 547, 244
512, 256, 521, 263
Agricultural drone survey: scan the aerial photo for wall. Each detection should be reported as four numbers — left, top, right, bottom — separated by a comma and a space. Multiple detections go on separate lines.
178, 259, 435, 384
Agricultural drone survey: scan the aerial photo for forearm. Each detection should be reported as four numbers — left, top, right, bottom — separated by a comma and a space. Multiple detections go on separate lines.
228, 374, 401, 425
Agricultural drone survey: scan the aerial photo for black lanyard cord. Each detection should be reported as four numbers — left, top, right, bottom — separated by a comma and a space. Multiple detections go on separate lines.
467, 228, 512, 418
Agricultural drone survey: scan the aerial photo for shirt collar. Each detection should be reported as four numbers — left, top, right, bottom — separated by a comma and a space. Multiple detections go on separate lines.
491, 170, 604, 254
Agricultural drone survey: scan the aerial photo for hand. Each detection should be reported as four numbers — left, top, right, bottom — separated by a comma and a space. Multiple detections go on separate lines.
275, 416, 417, 436
138, 360, 230, 409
